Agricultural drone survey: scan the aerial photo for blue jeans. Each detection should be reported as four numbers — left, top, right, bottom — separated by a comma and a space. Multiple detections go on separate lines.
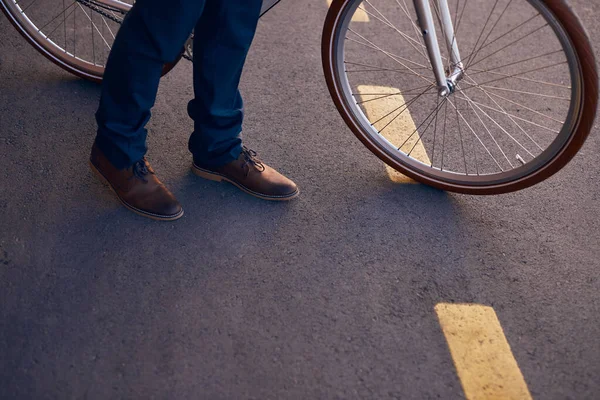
95, 0, 263, 169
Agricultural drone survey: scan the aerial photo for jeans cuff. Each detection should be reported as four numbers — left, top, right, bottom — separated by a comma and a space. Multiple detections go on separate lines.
94, 134, 139, 170
192, 145, 242, 169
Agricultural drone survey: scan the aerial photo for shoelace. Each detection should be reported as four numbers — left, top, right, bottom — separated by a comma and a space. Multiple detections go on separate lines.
241, 146, 265, 177
129, 158, 154, 183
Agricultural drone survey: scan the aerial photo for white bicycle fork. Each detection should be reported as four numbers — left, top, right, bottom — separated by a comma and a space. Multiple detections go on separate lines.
413, 0, 464, 96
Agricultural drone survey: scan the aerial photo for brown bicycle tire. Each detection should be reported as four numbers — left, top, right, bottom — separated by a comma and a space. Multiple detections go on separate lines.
322, 0, 598, 194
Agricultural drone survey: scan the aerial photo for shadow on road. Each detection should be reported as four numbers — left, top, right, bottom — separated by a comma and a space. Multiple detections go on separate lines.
1, 64, 481, 399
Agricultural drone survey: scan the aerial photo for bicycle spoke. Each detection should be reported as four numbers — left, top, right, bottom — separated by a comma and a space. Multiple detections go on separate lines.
101, 15, 117, 41
459, 12, 541, 66
74, 0, 77, 57
452, 95, 469, 174
465, 0, 515, 69
478, 85, 570, 101
465, 0, 501, 70
345, 33, 434, 86
346, 30, 430, 70
44, 3, 78, 39
455, 93, 536, 158
462, 91, 512, 169
62, 0, 67, 51
36, 1, 77, 33
431, 96, 440, 167
467, 49, 564, 76
407, 98, 448, 158
456, 96, 559, 134
370, 84, 435, 127
352, 81, 434, 96
467, 22, 549, 70
90, 4, 95, 65
398, 97, 447, 149
451, 0, 469, 56
74, 0, 76, 56
441, 100, 448, 171
359, 1, 429, 61
456, 61, 568, 93
478, 89, 565, 124
20, 0, 42, 13
474, 84, 554, 151
450, 97, 504, 173
77, 3, 112, 55
356, 88, 436, 105
470, 85, 546, 151
468, 67, 570, 89
376, 96, 425, 134
344, 59, 431, 74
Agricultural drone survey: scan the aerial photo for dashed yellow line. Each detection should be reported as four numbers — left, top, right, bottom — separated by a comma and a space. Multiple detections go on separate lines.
326, 0, 370, 22
357, 85, 430, 183
435, 303, 533, 400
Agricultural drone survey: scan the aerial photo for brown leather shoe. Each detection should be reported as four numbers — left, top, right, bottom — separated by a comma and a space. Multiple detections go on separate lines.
191, 147, 299, 201
90, 144, 184, 221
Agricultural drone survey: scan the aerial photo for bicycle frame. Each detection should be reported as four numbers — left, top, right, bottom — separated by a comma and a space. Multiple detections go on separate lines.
94, 0, 461, 94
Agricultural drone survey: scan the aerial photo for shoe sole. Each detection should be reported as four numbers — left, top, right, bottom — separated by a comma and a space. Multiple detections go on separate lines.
89, 160, 184, 222
191, 163, 299, 202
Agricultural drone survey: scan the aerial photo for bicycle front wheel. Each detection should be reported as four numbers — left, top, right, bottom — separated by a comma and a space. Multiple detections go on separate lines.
323, 0, 597, 194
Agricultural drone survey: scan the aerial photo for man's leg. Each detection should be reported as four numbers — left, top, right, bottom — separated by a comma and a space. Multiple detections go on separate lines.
91, 0, 206, 221
96, 0, 205, 169
188, 0, 299, 201
187, 0, 263, 168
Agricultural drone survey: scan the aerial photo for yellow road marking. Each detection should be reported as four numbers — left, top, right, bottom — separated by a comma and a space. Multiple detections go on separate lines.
357, 85, 430, 183
326, 0, 370, 22
435, 303, 533, 400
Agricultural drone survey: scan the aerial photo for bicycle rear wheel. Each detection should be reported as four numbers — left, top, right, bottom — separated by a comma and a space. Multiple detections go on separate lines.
322, 0, 597, 194
0, 0, 179, 82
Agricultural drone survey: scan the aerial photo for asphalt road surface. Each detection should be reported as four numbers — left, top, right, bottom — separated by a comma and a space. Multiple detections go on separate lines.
1, 0, 599, 399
